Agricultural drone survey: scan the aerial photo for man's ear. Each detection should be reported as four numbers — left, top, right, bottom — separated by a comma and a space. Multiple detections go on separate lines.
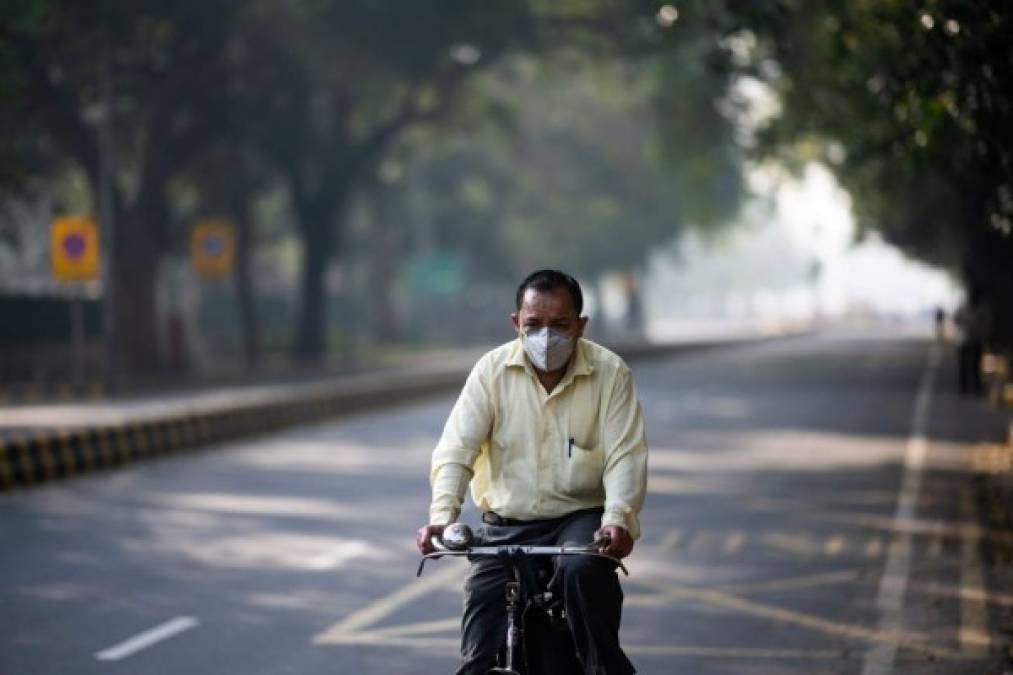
510, 312, 520, 332
576, 315, 589, 338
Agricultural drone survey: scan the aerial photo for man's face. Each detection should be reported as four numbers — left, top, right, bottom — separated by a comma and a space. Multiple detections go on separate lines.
511, 287, 587, 338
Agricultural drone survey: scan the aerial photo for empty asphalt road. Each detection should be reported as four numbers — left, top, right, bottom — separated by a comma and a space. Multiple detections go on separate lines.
1, 331, 1008, 674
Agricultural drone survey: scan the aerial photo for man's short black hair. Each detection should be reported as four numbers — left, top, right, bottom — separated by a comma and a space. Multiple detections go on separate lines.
515, 269, 584, 315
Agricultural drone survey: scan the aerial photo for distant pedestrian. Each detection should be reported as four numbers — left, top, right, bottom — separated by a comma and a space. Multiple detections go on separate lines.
954, 289, 992, 396
934, 307, 946, 342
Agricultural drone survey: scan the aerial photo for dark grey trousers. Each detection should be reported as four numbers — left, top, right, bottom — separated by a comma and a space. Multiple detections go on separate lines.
456, 508, 635, 675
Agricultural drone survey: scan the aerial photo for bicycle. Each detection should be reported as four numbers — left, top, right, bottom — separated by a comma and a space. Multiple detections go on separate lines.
417, 522, 629, 675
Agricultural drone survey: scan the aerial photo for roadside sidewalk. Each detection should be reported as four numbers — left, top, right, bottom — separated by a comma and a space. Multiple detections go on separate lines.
929, 344, 1013, 670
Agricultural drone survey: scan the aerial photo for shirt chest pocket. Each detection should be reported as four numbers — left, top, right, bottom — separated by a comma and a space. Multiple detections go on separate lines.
561, 441, 604, 495
561, 386, 603, 495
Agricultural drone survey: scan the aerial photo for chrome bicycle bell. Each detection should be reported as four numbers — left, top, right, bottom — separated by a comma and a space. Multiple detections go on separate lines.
442, 523, 474, 551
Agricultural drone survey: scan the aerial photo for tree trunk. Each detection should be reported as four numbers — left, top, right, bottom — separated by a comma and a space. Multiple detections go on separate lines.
366, 186, 401, 342
293, 218, 333, 363
114, 226, 161, 374
231, 183, 260, 369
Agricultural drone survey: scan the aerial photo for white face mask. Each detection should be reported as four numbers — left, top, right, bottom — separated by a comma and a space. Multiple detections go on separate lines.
521, 327, 575, 372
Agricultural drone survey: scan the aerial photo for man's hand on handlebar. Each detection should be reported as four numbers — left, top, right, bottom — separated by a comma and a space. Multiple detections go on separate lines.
416, 523, 446, 555
594, 524, 634, 559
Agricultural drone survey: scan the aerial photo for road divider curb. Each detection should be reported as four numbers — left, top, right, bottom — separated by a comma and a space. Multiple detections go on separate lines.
0, 335, 795, 491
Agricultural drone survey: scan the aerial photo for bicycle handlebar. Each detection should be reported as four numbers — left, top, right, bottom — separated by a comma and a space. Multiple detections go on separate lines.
418, 533, 628, 578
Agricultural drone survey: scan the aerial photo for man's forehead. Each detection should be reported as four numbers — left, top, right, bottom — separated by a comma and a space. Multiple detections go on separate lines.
519, 287, 577, 317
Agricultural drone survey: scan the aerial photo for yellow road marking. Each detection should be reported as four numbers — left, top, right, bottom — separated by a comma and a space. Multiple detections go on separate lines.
624, 593, 670, 608
823, 535, 845, 556
749, 498, 1013, 547
910, 581, 1013, 608
632, 575, 968, 661
959, 488, 990, 656
626, 645, 844, 659
313, 561, 463, 643
348, 617, 460, 639
313, 559, 978, 663
723, 531, 746, 554
323, 626, 851, 660
318, 634, 458, 649
712, 569, 863, 595
763, 532, 820, 556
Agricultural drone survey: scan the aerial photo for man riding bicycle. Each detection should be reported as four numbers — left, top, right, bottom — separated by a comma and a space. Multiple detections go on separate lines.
416, 269, 648, 675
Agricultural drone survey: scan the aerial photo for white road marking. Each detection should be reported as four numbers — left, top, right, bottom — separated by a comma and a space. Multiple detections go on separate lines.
860, 344, 938, 675
94, 616, 199, 661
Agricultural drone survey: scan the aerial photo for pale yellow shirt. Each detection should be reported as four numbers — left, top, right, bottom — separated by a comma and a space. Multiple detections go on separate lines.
429, 337, 648, 539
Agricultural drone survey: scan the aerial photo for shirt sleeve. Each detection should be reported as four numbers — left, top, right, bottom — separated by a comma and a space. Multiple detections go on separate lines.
599, 367, 648, 539
429, 357, 495, 525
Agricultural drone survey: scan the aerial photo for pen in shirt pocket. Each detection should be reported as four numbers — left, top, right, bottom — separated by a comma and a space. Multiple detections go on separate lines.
568, 437, 574, 458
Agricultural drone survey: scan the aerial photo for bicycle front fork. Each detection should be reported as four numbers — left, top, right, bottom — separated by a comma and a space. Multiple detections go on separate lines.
489, 581, 522, 675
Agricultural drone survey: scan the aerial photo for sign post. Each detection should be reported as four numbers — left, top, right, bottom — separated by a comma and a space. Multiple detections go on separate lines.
51, 216, 100, 282
191, 219, 236, 279
51, 216, 100, 393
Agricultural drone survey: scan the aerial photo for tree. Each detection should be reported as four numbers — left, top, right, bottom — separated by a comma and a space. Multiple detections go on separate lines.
3, 0, 242, 371
226, 0, 539, 362
721, 0, 1013, 338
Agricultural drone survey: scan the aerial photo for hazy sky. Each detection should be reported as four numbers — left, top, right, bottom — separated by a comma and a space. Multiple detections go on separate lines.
642, 162, 961, 339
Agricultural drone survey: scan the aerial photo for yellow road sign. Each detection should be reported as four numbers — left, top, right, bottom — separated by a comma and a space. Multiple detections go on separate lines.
51, 216, 100, 281
191, 219, 235, 278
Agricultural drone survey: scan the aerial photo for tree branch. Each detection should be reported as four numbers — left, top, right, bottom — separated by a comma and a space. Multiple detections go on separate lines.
11, 36, 100, 186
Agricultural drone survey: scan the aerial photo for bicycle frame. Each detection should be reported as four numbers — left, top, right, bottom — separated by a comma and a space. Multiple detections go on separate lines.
417, 526, 628, 675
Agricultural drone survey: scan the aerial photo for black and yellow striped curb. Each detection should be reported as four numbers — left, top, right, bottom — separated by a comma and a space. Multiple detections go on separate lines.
0, 335, 801, 492
0, 366, 472, 492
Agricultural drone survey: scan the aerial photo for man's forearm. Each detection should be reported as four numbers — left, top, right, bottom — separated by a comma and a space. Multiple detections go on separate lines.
602, 448, 647, 539
429, 461, 473, 524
